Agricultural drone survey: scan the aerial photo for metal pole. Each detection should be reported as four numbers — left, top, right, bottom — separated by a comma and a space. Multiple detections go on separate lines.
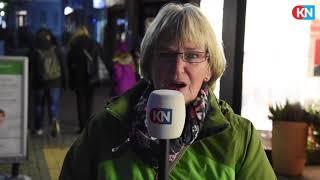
11, 163, 20, 177
159, 139, 169, 180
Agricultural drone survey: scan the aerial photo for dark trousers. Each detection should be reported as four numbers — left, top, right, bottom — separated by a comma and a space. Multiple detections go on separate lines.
75, 87, 94, 131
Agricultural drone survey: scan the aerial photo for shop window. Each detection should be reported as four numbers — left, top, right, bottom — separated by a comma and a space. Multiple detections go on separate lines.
200, 0, 224, 97
16, 10, 27, 27
242, 0, 312, 130
314, 40, 320, 75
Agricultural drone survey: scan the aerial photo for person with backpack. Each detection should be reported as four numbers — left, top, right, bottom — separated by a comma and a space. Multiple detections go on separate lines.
67, 26, 100, 133
29, 28, 66, 137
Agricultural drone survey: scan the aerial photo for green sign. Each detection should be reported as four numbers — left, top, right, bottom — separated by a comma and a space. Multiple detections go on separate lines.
0, 61, 23, 75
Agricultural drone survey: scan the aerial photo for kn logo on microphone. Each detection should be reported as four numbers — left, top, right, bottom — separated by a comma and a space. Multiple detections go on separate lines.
150, 108, 172, 124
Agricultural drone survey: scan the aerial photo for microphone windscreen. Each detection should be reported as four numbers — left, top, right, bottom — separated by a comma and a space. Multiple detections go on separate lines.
146, 89, 185, 139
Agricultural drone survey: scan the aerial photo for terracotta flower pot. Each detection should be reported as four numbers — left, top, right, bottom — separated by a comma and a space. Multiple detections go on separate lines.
272, 121, 308, 176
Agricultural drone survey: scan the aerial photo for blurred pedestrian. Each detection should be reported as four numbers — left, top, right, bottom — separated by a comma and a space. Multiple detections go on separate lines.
68, 25, 100, 133
112, 46, 137, 96
29, 28, 66, 137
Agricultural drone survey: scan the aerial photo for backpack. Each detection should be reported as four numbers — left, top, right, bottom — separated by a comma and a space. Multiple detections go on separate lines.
37, 47, 61, 81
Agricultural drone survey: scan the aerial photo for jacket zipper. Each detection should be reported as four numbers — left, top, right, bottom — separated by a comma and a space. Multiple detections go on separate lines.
169, 145, 189, 173
154, 145, 189, 180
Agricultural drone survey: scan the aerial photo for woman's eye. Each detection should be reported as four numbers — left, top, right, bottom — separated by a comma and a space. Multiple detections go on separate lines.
185, 53, 199, 59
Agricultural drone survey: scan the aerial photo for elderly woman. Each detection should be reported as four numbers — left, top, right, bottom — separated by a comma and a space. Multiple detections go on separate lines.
60, 3, 276, 180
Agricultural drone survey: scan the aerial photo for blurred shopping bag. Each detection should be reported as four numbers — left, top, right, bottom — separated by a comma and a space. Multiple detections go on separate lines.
90, 56, 110, 86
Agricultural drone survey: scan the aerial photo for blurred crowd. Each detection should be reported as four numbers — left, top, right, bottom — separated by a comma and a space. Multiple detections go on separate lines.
1, 25, 140, 137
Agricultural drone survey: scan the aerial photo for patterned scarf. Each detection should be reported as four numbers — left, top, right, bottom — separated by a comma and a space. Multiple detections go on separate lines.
129, 83, 210, 169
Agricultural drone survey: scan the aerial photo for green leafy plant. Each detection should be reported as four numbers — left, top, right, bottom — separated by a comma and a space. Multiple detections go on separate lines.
268, 100, 309, 122
306, 107, 320, 127
305, 108, 320, 148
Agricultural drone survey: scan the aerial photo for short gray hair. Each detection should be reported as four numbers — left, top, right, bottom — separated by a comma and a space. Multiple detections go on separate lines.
140, 3, 226, 87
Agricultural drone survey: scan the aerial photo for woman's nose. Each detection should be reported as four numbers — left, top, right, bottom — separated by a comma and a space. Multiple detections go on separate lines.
173, 55, 186, 74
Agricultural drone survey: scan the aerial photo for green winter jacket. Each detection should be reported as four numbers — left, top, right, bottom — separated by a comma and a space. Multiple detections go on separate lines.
59, 80, 276, 180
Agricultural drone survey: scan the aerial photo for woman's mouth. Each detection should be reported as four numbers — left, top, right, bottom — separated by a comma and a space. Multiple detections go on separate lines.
166, 82, 187, 90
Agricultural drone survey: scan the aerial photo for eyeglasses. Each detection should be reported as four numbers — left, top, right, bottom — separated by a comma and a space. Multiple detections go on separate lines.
157, 51, 209, 63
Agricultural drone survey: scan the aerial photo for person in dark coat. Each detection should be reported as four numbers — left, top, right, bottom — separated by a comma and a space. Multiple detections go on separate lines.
28, 28, 66, 137
68, 25, 100, 133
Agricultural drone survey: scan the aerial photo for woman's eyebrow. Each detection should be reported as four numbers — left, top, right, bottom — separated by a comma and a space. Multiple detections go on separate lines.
158, 47, 203, 51
183, 47, 203, 51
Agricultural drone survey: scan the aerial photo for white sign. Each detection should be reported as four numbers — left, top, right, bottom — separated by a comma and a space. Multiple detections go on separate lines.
0, 56, 28, 163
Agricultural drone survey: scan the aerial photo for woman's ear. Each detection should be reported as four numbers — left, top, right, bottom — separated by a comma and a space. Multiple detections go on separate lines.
204, 67, 212, 82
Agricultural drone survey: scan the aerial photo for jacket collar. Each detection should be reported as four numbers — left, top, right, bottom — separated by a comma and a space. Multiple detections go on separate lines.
202, 91, 230, 136
105, 79, 149, 127
106, 79, 230, 134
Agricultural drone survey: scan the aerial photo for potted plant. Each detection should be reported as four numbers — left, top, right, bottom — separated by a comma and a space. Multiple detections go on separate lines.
305, 106, 320, 165
269, 101, 309, 176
